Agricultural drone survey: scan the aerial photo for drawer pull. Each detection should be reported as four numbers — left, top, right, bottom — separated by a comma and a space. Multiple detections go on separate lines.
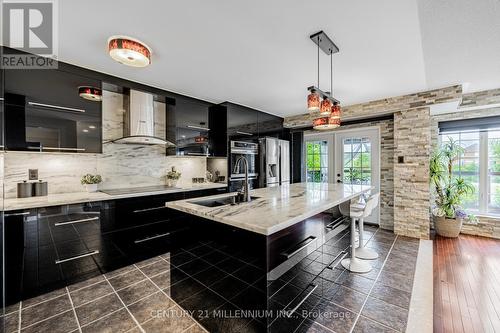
281, 236, 316, 259
55, 250, 99, 264
0, 97, 4, 101
27, 146, 86, 152
134, 232, 171, 244
286, 284, 318, 317
236, 131, 253, 136
327, 251, 348, 270
5, 211, 30, 217
133, 206, 168, 213
28, 101, 85, 113
54, 216, 99, 226
326, 216, 345, 229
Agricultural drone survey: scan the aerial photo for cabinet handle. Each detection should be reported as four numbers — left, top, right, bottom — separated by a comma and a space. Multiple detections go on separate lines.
187, 125, 210, 131
28, 102, 85, 113
327, 251, 348, 270
55, 250, 99, 264
54, 216, 99, 226
134, 232, 171, 244
281, 236, 316, 259
236, 131, 253, 136
286, 284, 318, 317
4, 211, 30, 217
27, 146, 86, 152
132, 206, 168, 213
326, 216, 345, 229
186, 152, 209, 156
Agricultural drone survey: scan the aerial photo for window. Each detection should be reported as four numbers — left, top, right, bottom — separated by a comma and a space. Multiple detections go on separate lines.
440, 129, 500, 215
306, 140, 328, 183
343, 137, 372, 185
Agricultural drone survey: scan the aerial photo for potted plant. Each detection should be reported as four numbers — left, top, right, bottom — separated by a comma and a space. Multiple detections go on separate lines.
81, 174, 102, 193
430, 138, 475, 237
166, 167, 181, 187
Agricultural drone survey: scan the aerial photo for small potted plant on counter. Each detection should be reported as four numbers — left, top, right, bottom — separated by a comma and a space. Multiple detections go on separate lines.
166, 167, 181, 187
81, 174, 102, 193
430, 138, 475, 237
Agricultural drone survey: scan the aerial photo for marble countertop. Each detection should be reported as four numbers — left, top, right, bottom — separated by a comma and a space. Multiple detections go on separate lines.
3, 183, 228, 211
166, 182, 372, 235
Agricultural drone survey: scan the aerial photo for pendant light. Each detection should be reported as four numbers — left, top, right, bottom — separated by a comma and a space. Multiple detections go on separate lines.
307, 31, 342, 130
78, 86, 102, 101
108, 36, 152, 67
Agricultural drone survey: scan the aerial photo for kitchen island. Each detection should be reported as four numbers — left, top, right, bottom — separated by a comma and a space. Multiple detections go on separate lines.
166, 182, 371, 235
166, 182, 372, 332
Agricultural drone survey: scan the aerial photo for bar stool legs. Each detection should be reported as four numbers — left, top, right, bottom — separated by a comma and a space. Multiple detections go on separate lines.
355, 217, 379, 260
341, 217, 372, 273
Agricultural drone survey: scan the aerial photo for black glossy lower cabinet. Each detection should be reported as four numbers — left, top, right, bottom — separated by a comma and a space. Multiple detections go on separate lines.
1, 187, 229, 306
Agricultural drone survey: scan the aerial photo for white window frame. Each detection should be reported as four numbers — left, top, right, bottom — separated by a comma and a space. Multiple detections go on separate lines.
439, 130, 497, 216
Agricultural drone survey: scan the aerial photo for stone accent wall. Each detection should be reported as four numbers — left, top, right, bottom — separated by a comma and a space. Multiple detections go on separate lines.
460, 88, 500, 109
283, 85, 462, 128
337, 119, 394, 231
394, 107, 431, 239
431, 107, 500, 239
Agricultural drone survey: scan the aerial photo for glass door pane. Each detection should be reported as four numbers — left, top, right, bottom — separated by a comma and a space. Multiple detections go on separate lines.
305, 140, 328, 183
342, 137, 371, 185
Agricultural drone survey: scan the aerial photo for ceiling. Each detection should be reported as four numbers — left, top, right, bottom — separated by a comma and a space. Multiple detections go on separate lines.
57, 0, 500, 117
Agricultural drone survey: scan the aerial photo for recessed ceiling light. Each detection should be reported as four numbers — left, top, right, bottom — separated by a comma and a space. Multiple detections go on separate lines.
108, 36, 152, 67
89, 125, 96, 129
79, 86, 102, 101
83, 129, 89, 133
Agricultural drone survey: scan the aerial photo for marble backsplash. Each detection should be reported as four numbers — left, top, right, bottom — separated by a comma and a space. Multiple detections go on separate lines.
2, 150, 210, 198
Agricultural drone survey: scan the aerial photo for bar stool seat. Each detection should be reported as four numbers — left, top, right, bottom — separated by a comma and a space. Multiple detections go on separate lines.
352, 193, 380, 260
339, 200, 372, 273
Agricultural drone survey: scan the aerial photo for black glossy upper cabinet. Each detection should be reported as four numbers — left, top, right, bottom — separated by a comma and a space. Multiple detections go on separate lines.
226, 102, 259, 141
4, 68, 102, 153
208, 104, 227, 157
257, 111, 284, 138
167, 96, 212, 156
0, 68, 4, 150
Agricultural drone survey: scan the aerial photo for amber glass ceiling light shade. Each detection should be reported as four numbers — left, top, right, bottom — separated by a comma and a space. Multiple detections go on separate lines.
307, 90, 320, 111
331, 104, 341, 119
78, 86, 102, 101
108, 36, 152, 67
312, 116, 339, 130
319, 97, 333, 116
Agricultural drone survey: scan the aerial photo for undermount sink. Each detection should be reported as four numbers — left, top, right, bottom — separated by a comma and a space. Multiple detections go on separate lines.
188, 195, 260, 207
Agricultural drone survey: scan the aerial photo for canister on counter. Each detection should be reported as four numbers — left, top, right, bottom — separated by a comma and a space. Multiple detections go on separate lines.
34, 180, 48, 196
17, 181, 33, 198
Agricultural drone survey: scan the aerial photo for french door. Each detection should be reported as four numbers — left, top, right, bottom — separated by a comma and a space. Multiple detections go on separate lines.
334, 128, 380, 224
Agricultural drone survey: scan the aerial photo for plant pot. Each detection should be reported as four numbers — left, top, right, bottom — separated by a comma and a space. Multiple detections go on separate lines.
434, 215, 463, 238
85, 184, 99, 193
166, 179, 178, 187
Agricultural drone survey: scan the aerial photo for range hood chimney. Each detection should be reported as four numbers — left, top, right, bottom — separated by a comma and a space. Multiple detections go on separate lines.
112, 89, 175, 146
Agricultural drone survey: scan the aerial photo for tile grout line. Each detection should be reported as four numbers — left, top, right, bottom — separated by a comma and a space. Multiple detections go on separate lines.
103, 274, 146, 333
66, 287, 83, 333
348, 232, 400, 333
135, 263, 208, 332
20, 309, 74, 330
17, 301, 22, 333
78, 307, 125, 330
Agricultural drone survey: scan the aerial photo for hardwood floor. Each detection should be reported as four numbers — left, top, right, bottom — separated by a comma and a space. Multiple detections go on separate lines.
434, 233, 500, 333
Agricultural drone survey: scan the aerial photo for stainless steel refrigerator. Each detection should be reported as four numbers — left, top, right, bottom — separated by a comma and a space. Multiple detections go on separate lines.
259, 137, 290, 187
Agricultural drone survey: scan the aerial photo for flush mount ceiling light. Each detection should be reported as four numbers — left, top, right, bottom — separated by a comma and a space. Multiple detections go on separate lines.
78, 86, 102, 101
307, 31, 342, 130
108, 36, 152, 67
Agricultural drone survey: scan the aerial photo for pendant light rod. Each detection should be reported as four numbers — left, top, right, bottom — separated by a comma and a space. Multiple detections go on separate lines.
317, 35, 320, 89
330, 52, 333, 96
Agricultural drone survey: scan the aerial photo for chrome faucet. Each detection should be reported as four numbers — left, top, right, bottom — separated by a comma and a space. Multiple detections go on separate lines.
233, 156, 251, 202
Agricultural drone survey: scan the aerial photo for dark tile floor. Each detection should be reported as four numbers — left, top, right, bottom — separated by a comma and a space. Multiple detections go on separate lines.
0, 226, 420, 333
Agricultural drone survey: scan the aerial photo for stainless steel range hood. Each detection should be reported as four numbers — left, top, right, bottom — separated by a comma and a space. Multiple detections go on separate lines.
112, 89, 175, 146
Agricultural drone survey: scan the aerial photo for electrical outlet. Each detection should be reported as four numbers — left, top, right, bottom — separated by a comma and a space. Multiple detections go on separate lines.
398, 156, 404, 164
29, 169, 38, 180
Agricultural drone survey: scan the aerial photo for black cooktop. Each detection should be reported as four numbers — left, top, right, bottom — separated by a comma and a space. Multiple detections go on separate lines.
99, 185, 181, 195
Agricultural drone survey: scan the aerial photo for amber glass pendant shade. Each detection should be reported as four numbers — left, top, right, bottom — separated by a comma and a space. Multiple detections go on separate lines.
319, 98, 333, 116
307, 91, 320, 111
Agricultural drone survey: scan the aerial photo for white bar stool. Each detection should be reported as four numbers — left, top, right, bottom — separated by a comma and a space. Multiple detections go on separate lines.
354, 193, 380, 260
339, 199, 371, 273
